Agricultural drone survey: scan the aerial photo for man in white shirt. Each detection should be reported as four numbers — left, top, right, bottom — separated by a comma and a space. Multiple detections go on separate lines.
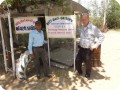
75, 13, 104, 78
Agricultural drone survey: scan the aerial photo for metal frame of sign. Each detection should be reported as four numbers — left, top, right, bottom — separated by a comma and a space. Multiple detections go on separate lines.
0, 14, 77, 77
45, 15, 76, 70
0, 13, 15, 76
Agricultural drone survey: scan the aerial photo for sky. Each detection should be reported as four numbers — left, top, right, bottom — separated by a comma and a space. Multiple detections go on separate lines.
116, 0, 120, 4
73, 0, 120, 17
73, 0, 103, 17
72, 0, 102, 9
0, 0, 4, 4
73, 0, 120, 9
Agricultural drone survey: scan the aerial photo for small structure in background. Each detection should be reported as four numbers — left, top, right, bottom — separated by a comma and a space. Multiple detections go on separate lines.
0, 0, 101, 78
9, 0, 89, 68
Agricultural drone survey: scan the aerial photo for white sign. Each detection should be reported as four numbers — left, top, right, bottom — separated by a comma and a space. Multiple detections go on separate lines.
14, 17, 37, 34
45, 15, 76, 38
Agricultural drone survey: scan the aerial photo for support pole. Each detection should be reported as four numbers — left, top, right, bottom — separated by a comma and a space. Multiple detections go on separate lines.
0, 18, 8, 72
47, 38, 51, 67
7, 13, 15, 76
73, 37, 76, 71
73, 14, 77, 71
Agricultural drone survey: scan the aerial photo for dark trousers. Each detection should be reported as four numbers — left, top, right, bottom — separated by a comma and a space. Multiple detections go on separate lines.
33, 47, 51, 76
75, 46, 93, 74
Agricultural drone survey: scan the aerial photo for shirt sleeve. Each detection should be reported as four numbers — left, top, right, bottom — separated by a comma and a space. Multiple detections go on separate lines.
76, 28, 81, 35
28, 32, 33, 54
94, 26, 105, 48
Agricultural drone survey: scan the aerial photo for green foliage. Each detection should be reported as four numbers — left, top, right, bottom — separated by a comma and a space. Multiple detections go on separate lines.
45, 0, 63, 5
21, 0, 29, 4
106, 0, 120, 29
90, 0, 104, 18
90, 17, 103, 28
1, 0, 29, 9
1, 0, 14, 6
2, 0, 64, 9
56, 0, 63, 5
89, 0, 104, 28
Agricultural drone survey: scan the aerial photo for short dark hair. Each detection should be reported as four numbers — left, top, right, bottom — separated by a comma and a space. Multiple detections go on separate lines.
35, 21, 41, 25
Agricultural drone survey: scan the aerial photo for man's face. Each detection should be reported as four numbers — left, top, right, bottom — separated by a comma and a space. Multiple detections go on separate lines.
35, 23, 42, 31
81, 15, 89, 27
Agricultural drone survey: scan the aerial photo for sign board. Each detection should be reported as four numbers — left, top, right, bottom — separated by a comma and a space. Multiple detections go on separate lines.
14, 17, 37, 34
45, 15, 76, 38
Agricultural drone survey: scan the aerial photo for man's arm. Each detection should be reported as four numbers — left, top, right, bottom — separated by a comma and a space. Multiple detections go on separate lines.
28, 33, 33, 54
90, 26, 104, 50
28, 32, 35, 59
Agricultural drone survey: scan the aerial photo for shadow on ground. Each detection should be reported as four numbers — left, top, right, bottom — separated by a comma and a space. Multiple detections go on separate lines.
0, 64, 111, 90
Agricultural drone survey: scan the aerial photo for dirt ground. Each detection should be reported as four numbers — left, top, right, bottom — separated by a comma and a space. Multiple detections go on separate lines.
0, 30, 120, 90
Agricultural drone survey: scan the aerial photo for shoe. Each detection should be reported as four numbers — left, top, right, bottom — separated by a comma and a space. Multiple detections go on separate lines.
36, 75, 40, 79
45, 74, 52, 78
75, 70, 83, 76
85, 73, 90, 78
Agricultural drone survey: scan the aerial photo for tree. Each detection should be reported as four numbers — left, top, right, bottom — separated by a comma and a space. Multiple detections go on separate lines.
89, 0, 103, 28
102, 0, 109, 31
106, 0, 120, 29
1, 0, 64, 13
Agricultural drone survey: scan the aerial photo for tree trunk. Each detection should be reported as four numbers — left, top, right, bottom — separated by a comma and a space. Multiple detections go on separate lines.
102, 0, 109, 32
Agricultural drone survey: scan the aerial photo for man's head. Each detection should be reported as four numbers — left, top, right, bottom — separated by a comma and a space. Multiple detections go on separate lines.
35, 21, 42, 32
81, 13, 89, 27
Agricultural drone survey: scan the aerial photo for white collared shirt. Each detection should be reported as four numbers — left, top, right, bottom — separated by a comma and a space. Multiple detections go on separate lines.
78, 23, 104, 49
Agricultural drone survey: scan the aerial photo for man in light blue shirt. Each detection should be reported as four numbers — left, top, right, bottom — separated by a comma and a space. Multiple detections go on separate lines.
28, 26, 44, 54
28, 21, 52, 79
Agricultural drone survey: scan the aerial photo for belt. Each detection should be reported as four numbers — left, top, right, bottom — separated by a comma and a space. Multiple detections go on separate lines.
79, 46, 90, 50
33, 46, 44, 48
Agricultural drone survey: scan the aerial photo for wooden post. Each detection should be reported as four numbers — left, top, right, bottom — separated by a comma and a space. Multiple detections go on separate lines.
92, 45, 101, 67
